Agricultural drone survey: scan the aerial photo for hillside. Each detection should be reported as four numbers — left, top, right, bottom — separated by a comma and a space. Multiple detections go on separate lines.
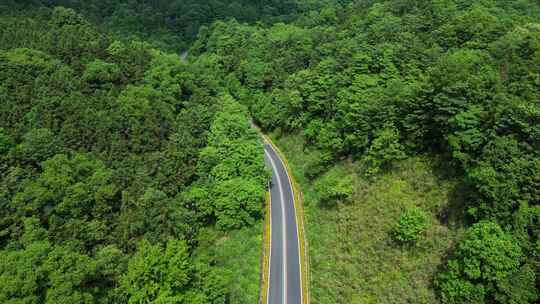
1, 0, 310, 51
194, 0, 540, 303
0, 7, 268, 303
274, 133, 463, 303
1, 1, 539, 304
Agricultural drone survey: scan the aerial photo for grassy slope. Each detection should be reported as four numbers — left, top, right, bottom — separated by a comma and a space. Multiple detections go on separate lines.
273, 133, 465, 304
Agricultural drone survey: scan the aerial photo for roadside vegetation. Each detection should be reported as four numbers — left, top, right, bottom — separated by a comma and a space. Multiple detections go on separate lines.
274, 133, 464, 303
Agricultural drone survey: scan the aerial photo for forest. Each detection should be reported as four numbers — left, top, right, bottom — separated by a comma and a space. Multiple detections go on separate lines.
2, 0, 309, 51
190, 0, 540, 303
1, 0, 540, 303
0, 4, 271, 304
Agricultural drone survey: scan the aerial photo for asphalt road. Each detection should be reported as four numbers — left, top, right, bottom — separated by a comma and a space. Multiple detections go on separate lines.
264, 143, 302, 304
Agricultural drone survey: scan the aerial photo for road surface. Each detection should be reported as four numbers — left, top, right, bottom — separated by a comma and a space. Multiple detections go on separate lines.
264, 143, 303, 304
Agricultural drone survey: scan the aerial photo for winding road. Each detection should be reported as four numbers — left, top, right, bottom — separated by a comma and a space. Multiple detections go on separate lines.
264, 142, 303, 304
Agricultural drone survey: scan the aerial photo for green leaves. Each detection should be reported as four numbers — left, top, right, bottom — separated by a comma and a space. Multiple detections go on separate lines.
392, 207, 430, 245
0, 241, 50, 304
15, 129, 60, 165
0, 220, 98, 304
49, 7, 88, 28
1, 1, 539, 303
44, 246, 98, 304
0, 128, 13, 156
213, 178, 265, 230
447, 105, 487, 166
466, 136, 539, 222
436, 5, 503, 50
427, 49, 499, 138
363, 124, 406, 177
436, 221, 536, 304
121, 239, 195, 304
0, 5, 274, 304
314, 167, 354, 206
194, 97, 268, 230
12, 153, 117, 250
82, 59, 121, 85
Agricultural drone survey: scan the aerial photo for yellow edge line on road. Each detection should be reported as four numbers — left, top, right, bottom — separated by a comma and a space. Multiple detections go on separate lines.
260, 190, 271, 304
261, 133, 310, 304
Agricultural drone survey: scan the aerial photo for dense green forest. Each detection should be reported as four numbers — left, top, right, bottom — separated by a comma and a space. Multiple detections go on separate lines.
190, 0, 540, 303
0, 6, 270, 304
1, 0, 540, 303
1, 0, 319, 51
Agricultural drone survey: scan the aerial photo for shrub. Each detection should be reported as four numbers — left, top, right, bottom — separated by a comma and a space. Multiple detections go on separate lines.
304, 149, 333, 180
314, 168, 354, 206
392, 207, 430, 245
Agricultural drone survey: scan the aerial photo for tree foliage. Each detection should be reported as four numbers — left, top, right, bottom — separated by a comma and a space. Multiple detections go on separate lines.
0, 6, 269, 302
121, 239, 198, 304
436, 221, 537, 304
7, 0, 309, 51
192, 97, 268, 230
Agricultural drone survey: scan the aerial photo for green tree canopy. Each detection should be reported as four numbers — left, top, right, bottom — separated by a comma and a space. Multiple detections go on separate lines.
121, 239, 202, 304
436, 221, 537, 304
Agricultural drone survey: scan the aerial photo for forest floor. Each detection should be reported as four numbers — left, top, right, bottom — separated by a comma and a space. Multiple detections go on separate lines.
272, 132, 466, 304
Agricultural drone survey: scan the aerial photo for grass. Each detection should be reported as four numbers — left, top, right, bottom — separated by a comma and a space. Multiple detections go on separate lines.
271, 132, 465, 304
195, 223, 263, 304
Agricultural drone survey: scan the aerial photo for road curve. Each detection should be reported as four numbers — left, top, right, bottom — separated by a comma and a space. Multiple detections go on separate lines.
264, 143, 302, 304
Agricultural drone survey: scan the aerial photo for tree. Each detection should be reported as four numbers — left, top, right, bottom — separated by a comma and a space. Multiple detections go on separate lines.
0, 5, 276, 303
44, 246, 98, 304
116, 188, 189, 248
12, 153, 117, 250
0, 128, 13, 156
425, 49, 499, 143
114, 85, 175, 154
336, 73, 388, 156
363, 124, 406, 176
447, 105, 486, 167
82, 59, 121, 86
0, 219, 98, 304
15, 128, 61, 165
0, 241, 50, 304
49, 6, 88, 28
121, 239, 198, 304
303, 148, 333, 180
194, 97, 268, 230
213, 178, 265, 230
436, 221, 536, 304
466, 136, 539, 223
0, 219, 50, 304
94, 245, 128, 303
436, 5, 503, 50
